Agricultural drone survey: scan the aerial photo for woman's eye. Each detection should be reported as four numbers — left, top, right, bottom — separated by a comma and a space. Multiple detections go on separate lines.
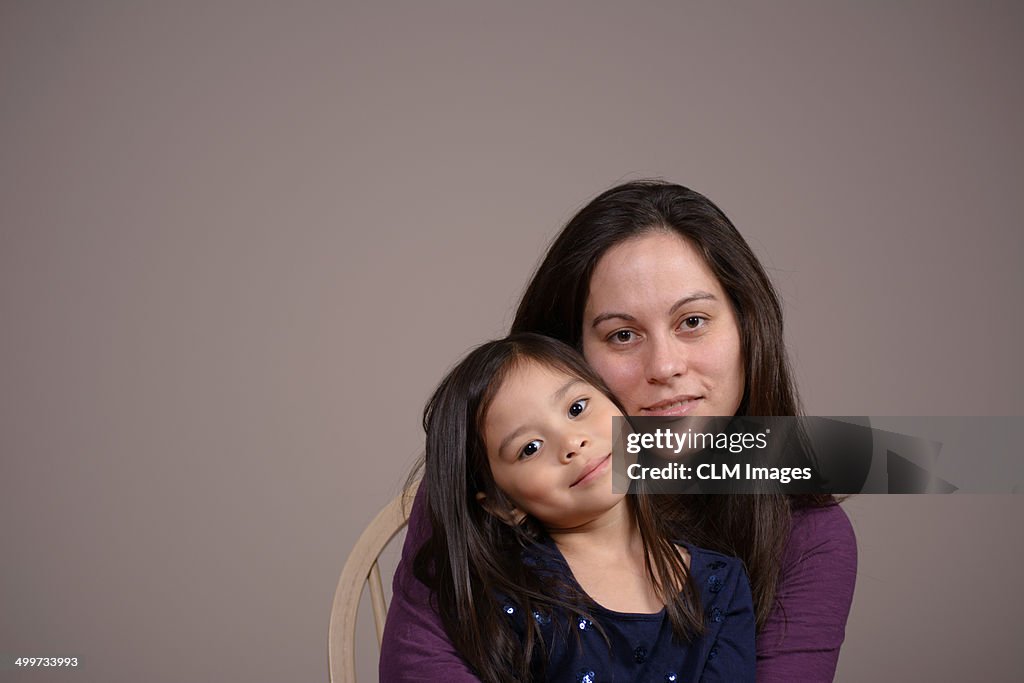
520, 440, 542, 458
610, 330, 635, 343
568, 398, 589, 418
680, 316, 707, 331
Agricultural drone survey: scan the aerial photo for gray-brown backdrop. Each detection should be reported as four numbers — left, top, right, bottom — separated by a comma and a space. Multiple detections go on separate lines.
2, 2, 1022, 682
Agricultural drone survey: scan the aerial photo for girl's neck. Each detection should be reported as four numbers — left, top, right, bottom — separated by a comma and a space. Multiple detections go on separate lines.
546, 497, 666, 614
546, 498, 641, 563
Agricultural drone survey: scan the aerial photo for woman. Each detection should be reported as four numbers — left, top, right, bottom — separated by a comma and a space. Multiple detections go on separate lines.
381, 180, 856, 682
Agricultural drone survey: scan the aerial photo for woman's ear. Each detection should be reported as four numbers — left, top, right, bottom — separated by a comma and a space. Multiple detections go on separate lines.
475, 491, 527, 526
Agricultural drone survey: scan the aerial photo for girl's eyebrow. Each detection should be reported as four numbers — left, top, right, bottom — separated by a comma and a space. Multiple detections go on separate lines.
497, 379, 585, 457
498, 425, 530, 458
551, 378, 584, 403
590, 291, 718, 327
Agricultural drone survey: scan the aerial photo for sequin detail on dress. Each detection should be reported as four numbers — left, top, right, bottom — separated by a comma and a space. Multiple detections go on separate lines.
577, 669, 596, 683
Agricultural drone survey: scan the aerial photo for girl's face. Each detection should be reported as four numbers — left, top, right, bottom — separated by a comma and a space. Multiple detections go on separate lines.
581, 231, 745, 417
482, 360, 625, 530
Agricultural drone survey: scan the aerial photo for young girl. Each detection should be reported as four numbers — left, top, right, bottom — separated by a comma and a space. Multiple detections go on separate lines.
412, 333, 755, 682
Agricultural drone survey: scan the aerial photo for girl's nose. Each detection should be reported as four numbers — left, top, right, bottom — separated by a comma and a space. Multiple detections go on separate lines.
560, 436, 588, 463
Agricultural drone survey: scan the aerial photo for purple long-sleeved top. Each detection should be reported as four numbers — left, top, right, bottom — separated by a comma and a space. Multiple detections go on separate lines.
380, 489, 856, 682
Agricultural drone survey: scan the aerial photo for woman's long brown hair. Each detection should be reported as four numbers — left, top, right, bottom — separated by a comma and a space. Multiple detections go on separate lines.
510, 179, 834, 630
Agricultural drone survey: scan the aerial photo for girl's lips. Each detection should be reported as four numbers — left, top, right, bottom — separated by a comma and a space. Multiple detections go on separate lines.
638, 396, 703, 417
571, 453, 612, 487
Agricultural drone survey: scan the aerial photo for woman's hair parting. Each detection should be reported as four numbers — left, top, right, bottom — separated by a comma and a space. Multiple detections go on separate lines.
413, 332, 703, 682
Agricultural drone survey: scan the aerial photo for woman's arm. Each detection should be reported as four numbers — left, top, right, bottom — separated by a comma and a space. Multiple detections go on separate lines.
379, 485, 483, 682
755, 503, 858, 682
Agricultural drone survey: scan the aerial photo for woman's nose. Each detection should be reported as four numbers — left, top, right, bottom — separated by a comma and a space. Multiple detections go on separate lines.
645, 334, 686, 384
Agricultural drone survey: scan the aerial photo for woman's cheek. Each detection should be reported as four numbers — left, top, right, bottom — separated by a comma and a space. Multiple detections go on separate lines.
587, 352, 643, 412
712, 336, 745, 414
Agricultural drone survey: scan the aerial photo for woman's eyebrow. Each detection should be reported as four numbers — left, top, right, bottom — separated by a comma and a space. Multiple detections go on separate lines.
668, 291, 717, 316
590, 292, 718, 328
590, 311, 637, 327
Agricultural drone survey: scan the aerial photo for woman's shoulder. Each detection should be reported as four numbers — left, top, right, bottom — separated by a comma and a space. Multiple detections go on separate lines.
791, 498, 853, 526
785, 501, 857, 570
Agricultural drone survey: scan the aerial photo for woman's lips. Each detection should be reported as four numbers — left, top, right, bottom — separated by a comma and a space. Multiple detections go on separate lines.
637, 396, 703, 416
571, 453, 612, 487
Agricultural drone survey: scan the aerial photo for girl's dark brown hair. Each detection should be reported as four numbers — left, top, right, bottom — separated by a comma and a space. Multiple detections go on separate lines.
511, 179, 834, 630
414, 333, 703, 683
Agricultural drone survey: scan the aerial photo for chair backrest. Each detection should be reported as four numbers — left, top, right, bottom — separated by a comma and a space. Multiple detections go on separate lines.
328, 481, 419, 683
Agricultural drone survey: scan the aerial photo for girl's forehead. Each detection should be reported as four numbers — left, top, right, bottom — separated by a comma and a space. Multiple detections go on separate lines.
483, 359, 588, 432
491, 358, 578, 403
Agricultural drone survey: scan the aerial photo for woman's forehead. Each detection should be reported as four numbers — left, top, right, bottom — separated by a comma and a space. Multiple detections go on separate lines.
586, 231, 726, 314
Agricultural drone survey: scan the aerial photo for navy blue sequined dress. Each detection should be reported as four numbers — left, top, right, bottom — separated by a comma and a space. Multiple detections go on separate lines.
502, 540, 755, 683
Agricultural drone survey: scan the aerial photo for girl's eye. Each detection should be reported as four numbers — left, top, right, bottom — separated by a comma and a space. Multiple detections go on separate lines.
568, 398, 588, 418
519, 440, 542, 459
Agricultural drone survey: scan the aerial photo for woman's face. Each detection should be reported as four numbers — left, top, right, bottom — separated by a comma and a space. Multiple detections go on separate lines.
581, 230, 745, 417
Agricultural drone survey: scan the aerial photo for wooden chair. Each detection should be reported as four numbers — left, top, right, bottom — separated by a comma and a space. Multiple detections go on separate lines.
328, 482, 418, 683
